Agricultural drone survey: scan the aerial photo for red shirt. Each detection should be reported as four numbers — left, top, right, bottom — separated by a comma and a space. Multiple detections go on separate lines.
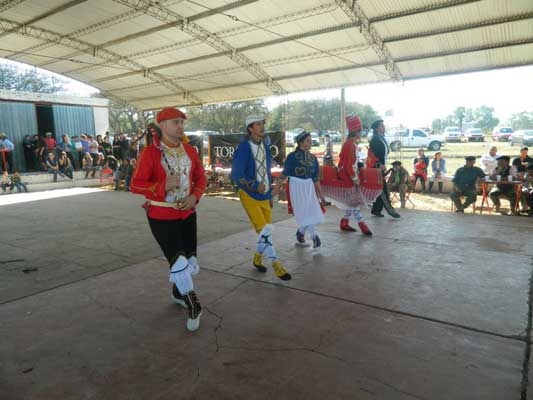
130, 143, 206, 220
44, 137, 57, 150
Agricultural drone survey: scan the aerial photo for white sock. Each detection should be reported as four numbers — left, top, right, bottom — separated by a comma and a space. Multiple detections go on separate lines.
256, 224, 277, 262
306, 224, 316, 237
170, 256, 194, 295
353, 207, 363, 222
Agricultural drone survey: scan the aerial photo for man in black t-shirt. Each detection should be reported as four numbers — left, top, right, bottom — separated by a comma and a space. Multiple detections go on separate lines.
450, 156, 485, 213
512, 147, 533, 173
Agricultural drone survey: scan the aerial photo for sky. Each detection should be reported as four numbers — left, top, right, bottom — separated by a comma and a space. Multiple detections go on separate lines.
3, 58, 533, 128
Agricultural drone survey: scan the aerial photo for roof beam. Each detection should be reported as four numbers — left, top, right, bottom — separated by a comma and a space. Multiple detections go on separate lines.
335, 0, 401, 81
0, 16, 202, 105
84, 23, 360, 84
111, 0, 286, 95
122, 37, 533, 104
35, 0, 258, 69
0, 0, 26, 14
371, 0, 483, 23
384, 12, 533, 44
0, 0, 89, 40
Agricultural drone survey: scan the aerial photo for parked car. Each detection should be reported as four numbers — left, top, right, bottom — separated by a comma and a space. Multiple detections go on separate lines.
386, 128, 445, 151
285, 132, 295, 147
492, 126, 513, 142
464, 128, 484, 142
310, 131, 320, 147
443, 126, 462, 142
510, 129, 533, 147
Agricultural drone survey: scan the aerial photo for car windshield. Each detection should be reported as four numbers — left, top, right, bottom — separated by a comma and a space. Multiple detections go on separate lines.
470, 129, 482, 133
446, 128, 460, 132
499, 128, 513, 133
524, 130, 533, 137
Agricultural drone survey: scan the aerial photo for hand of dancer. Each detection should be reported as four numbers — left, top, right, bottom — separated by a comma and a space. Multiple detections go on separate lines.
269, 198, 274, 208
178, 194, 197, 210
257, 182, 266, 194
165, 175, 180, 191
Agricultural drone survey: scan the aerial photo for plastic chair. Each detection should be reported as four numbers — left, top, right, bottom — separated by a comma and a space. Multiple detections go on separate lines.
100, 168, 114, 185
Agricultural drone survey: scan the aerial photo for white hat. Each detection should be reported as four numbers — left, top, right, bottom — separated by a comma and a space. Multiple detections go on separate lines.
245, 114, 265, 127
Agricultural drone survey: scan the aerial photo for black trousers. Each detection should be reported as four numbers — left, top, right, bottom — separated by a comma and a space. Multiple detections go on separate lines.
148, 213, 197, 267
371, 182, 396, 215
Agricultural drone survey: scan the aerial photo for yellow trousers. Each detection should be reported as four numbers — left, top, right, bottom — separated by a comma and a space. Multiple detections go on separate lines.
238, 189, 272, 233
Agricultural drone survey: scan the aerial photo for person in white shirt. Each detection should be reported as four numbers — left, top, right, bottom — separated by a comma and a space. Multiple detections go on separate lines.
480, 146, 499, 174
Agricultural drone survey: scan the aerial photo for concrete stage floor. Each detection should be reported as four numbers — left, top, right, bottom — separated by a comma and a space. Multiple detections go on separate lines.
1, 189, 532, 400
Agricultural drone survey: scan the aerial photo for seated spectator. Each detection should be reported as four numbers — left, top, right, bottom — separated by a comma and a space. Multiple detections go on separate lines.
428, 152, 446, 193
0, 133, 15, 173
88, 135, 99, 166
58, 134, 77, 169
480, 146, 499, 174
82, 152, 95, 178
450, 156, 485, 213
387, 161, 409, 208
33, 135, 47, 171
102, 136, 113, 159
215, 158, 223, 168
520, 164, 533, 216
512, 147, 533, 173
106, 155, 118, 172
45, 152, 62, 182
412, 156, 428, 193
114, 158, 134, 191
10, 171, 28, 193
58, 152, 74, 180
489, 155, 517, 214
1, 171, 12, 193
43, 132, 57, 156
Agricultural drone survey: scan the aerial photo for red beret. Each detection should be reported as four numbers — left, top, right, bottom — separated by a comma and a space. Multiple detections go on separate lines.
346, 115, 361, 133
156, 107, 187, 123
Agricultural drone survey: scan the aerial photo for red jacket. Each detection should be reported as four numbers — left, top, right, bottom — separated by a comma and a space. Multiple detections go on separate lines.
337, 139, 357, 183
130, 143, 206, 220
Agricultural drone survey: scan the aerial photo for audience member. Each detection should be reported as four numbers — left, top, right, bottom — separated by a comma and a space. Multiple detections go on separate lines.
450, 156, 485, 213
428, 152, 446, 193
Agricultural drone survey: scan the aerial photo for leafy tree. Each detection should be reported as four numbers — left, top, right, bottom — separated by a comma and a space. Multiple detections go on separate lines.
509, 111, 533, 130
0, 63, 64, 93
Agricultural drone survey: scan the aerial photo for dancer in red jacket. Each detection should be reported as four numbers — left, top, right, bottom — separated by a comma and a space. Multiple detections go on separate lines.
131, 107, 206, 331
321, 115, 382, 236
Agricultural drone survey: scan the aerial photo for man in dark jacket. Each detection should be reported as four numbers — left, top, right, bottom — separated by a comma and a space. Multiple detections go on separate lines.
368, 120, 400, 218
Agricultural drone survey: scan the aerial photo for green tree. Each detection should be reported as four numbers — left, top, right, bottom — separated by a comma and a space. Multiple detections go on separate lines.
453, 106, 467, 129
509, 111, 533, 130
186, 100, 269, 133
268, 99, 380, 132
473, 106, 499, 132
108, 103, 153, 133
0, 63, 65, 93
432, 118, 443, 132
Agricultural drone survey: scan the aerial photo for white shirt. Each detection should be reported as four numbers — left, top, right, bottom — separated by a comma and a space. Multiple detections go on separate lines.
480, 153, 499, 174
249, 140, 269, 187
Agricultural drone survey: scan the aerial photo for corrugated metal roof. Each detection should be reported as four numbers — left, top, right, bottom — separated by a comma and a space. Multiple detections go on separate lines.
1, 0, 532, 110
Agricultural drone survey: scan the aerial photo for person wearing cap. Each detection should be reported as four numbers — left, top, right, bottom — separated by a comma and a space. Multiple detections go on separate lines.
368, 120, 400, 218
130, 107, 206, 332
231, 115, 291, 281
428, 152, 446, 193
387, 161, 410, 208
512, 147, 533, 173
320, 115, 375, 236
450, 156, 485, 213
0, 133, 15, 173
489, 155, 518, 214
278, 131, 325, 248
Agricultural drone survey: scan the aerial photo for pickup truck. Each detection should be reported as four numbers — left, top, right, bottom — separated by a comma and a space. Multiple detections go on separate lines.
386, 129, 445, 151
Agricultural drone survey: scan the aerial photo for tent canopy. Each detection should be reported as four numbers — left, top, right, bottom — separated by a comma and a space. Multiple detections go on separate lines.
1, 0, 532, 110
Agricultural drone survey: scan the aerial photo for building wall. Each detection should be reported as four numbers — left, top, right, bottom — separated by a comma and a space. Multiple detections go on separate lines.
0, 101, 38, 172
93, 107, 109, 134
52, 105, 95, 137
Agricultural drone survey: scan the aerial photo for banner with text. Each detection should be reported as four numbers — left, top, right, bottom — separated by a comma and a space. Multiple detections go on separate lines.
208, 132, 285, 167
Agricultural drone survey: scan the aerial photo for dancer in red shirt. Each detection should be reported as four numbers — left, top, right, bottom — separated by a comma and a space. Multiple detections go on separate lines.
131, 107, 206, 331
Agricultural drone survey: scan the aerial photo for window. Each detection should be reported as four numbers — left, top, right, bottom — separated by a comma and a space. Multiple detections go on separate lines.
398, 130, 409, 137
413, 130, 426, 137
